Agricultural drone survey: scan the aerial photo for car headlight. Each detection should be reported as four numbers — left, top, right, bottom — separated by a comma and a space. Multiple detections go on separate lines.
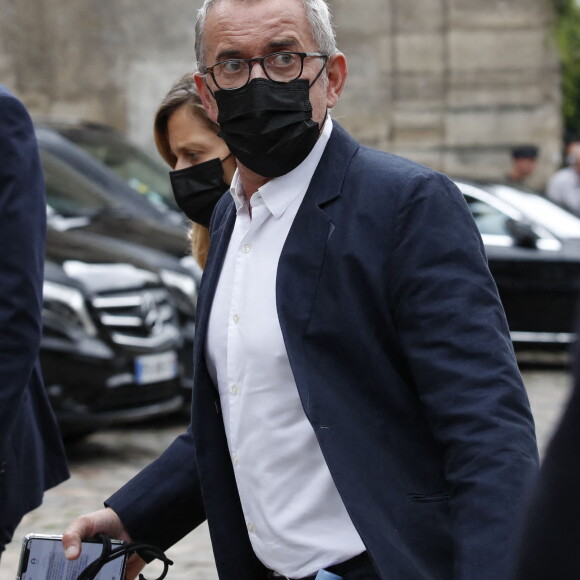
43, 280, 97, 337
160, 269, 197, 316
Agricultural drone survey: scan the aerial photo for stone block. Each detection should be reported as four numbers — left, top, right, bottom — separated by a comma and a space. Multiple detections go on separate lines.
449, 29, 551, 72
448, 68, 562, 109
331, 0, 393, 36
334, 71, 392, 148
395, 33, 445, 73
392, 0, 445, 32
127, 59, 197, 153
445, 104, 562, 148
393, 73, 446, 103
391, 107, 445, 146
448, 0, 553, 30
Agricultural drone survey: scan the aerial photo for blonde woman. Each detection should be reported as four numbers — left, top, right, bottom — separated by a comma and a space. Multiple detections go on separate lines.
154, 73, 236, 268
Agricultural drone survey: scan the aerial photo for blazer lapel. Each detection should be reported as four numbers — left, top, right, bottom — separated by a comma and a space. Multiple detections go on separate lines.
276, 123, 360, 398
193, 201, 236, 372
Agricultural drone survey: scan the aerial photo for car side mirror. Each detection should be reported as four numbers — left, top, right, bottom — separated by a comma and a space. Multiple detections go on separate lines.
505, 218, 538, 249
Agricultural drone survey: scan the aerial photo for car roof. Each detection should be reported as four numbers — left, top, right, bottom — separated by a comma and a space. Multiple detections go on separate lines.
454, 178, 580, 240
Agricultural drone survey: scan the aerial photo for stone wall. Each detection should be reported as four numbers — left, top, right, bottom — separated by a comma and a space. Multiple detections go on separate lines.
0, 0, 562, 188
330, 0, 562, 188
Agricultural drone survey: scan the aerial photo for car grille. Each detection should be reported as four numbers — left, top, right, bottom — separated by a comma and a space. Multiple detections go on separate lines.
92, 287, 179, 348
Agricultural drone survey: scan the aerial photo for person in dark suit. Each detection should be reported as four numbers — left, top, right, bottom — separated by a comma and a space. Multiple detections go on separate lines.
511, 325, 580, 580
0, 86, 69, 555
63, 1, 539, 579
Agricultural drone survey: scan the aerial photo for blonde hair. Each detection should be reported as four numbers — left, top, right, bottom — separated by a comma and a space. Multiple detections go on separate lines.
153, 73, 217, 268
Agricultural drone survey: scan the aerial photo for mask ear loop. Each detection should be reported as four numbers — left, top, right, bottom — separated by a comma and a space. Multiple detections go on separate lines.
308, 54, 330, 88
75, 533, 173, 580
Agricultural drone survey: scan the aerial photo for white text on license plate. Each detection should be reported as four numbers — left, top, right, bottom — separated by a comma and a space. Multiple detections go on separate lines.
135, 351, 178, 385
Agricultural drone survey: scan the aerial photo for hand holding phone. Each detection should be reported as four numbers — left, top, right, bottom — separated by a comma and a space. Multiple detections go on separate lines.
16, 534, 127, 580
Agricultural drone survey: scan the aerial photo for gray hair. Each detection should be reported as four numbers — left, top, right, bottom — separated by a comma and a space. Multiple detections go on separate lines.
194, 0, 338, 70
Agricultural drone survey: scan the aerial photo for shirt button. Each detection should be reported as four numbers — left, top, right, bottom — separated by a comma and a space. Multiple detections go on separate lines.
231, 384, 239, 395
242, 245, 251, 253
233, 314, 240, 324
247, 522, 254, 533
233, 454, 239, 466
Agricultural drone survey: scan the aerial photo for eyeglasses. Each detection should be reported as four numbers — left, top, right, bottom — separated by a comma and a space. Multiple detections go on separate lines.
203, 51, 329, 91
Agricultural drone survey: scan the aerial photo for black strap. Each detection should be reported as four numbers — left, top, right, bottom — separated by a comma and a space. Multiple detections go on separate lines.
75, 533, 173, 580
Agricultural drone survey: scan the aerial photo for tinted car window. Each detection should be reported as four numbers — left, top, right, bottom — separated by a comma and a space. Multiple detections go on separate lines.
60, 128, 178, 212
40, 149, 114, 216
464, 194, 510, 236
488, 184, 580, 239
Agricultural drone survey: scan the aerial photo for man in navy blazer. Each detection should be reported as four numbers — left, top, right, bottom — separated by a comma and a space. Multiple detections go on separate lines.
0, 86, 69, 555
63, 1, 538, 579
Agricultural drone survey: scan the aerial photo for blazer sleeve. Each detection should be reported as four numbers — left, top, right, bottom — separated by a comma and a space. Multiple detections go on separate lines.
0, 89, 46, 444
105, 424, 206, 551
387, 171, 539, 579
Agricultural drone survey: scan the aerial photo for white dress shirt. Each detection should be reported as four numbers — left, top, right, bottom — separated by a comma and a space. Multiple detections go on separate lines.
205, 118, 365, 578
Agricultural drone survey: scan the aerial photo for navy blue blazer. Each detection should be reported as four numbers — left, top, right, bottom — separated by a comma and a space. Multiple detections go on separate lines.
0, 86, 69, 541
108, 122, 539, 580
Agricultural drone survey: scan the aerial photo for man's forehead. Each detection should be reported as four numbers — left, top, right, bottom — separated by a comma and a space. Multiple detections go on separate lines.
204, 0, 311, 56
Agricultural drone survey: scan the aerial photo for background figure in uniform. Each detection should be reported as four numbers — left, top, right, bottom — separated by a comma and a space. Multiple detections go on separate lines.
505, 145, 539, 185
547, 142, 580, 215
153, 73, 236, 268
63, 2, 538, 579
0, 85, 69, 557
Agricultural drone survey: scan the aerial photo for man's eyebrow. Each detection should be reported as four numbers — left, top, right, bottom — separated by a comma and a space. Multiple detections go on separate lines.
215, 49, 243, 61
268, 38, 298, 51
215, 39, 299, 62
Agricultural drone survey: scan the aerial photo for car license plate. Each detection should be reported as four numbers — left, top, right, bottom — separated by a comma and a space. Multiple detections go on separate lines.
135, 351, 178, 385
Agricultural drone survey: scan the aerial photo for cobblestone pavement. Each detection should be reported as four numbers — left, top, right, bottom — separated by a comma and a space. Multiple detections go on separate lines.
1, 367, 574, 580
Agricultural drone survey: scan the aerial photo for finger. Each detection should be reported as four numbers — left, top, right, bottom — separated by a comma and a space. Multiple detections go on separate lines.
124, 554, 147, 580
62, 508, 129, 560
62, 514, 93, 560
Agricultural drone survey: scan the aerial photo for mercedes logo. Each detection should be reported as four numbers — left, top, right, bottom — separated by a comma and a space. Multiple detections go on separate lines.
140, 292, 161, 334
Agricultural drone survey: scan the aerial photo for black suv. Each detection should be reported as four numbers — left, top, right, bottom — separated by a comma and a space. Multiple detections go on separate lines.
44, 221, 185, 437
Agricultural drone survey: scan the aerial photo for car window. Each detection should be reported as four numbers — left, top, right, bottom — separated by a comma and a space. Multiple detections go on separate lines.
60, 129, 179, 212
464, 194, 511, 236
41, 149, 112, 216
488, 184, 580, 239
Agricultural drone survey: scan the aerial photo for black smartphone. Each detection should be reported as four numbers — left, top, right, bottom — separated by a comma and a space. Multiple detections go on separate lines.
16, 533, 127, 580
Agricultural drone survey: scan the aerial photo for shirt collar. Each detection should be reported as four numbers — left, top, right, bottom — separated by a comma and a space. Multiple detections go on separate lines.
229, 116, 333, 217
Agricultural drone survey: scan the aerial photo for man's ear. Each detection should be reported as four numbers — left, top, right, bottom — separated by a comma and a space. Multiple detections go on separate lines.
194, 72, 219, 123
325, 53, 348, 109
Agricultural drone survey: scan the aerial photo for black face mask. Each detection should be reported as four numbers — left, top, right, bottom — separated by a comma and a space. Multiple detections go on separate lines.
215, 78, 322, 178
169, 156, 231, 227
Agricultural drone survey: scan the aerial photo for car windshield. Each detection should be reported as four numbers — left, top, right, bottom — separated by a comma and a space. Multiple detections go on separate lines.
41, 149, 115, 216
487, 184, 580, 240
57, 127, 179, 212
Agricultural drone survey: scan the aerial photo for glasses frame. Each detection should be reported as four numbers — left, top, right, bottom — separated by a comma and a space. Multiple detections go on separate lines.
203, 51, 329, 91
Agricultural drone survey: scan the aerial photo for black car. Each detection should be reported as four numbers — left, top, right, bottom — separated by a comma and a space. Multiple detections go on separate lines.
38, 132, 198, 385
35, 121, 208, 282
44, 220, 185, 437
455, 179, 580, 351
38, 118, 181, 217
34, 124, 197, 261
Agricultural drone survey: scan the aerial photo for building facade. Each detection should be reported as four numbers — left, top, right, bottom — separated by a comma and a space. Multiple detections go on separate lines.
0, 0, 562, 187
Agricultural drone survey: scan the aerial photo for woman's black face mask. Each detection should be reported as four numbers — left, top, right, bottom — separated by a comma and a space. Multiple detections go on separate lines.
214, 77, 322, 178
169, 155, 231, 227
